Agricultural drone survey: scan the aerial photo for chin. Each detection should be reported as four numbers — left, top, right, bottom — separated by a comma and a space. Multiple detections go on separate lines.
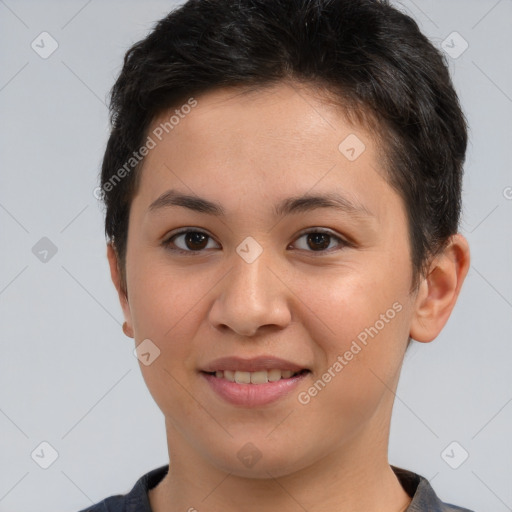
201, 436, 316, 479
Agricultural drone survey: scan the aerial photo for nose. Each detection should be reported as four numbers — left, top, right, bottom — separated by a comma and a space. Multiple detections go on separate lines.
208, 247, 292, 337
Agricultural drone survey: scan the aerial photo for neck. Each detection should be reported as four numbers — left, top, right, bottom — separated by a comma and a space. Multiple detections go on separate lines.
149, 419, 411, 512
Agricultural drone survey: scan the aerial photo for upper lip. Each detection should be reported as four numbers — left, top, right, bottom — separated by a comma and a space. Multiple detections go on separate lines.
201, 356, 308, 373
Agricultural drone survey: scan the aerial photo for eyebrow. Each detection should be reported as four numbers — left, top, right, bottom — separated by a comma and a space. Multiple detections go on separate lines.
147, 189, 374, 218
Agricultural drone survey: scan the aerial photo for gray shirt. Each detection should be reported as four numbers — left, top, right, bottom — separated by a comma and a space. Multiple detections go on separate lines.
77, 464, 475, 512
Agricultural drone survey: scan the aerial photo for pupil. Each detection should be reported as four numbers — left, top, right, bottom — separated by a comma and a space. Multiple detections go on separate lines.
186, 232, 207, 250
307, 233, 330, 250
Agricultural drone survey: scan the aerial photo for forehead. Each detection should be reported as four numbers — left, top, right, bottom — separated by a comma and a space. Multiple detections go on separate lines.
134, 82, 400, 225
149, 82, 380, 162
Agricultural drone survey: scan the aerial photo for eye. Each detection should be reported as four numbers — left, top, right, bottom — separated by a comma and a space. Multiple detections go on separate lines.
162, 229, 220, 254
162, 228, 350, 255
289, 228, 349, 253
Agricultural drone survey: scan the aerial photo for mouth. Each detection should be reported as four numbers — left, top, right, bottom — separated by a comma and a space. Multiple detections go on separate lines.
201, 368, 310, 384
199, 356, 311, 407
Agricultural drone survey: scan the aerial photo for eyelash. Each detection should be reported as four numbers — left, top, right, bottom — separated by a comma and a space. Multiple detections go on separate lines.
161, 228, 351, 255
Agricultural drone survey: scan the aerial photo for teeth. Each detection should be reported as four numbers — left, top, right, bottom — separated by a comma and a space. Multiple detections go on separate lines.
267, 369, 282, 382
212, 369, 301, 384
250, 371, 268, 384
234, 371, 251, 384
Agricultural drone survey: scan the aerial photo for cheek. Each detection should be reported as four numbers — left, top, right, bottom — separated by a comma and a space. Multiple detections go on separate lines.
126, 258, 204, 395
127, 249, 201, 339
300, 262, 408, 349
298, 260, 412, 408
133, 306, 202, 425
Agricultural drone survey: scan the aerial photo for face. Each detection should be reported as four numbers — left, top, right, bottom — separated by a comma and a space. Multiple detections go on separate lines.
113, 82, 421, 477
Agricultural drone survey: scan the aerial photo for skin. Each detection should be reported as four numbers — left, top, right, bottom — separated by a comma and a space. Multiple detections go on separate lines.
107, 81, 470, 512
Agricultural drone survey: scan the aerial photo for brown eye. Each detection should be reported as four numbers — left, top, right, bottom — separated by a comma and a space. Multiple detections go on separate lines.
291, 229, 348, 253
163, 230, 220, 253
163, 228, 349, 255
306, 232, 331, 251
183, 231, 208, 250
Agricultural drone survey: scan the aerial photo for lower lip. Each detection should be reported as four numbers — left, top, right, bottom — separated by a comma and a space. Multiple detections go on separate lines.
201, 371, 309, 407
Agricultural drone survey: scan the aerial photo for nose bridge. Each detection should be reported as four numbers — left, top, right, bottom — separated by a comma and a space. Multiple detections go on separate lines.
232, 247, 273, 304
208, 238, 291, 336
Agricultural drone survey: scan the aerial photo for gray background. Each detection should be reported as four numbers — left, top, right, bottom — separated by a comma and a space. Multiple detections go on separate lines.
1, 1, 511, 511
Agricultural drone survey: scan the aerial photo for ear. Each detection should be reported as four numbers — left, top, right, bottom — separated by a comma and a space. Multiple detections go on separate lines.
107, 243, 134, 338
410, 233, 470, 343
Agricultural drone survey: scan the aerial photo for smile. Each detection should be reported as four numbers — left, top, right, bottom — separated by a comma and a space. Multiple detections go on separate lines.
204, 369, 309, 384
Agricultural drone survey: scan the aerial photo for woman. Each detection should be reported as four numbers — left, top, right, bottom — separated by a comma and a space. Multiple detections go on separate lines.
83, 0, 474, 510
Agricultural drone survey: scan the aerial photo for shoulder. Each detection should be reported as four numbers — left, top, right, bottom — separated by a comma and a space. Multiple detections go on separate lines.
74, 465, 169, 512
75, 495, 123, 512
391, 466, 476, 512
418, 480, 476, 512
441, 506, 475, 512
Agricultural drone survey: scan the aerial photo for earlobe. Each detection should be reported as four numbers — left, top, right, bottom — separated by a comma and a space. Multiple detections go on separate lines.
106, 243, 134, 337
409, 234, 470, 343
